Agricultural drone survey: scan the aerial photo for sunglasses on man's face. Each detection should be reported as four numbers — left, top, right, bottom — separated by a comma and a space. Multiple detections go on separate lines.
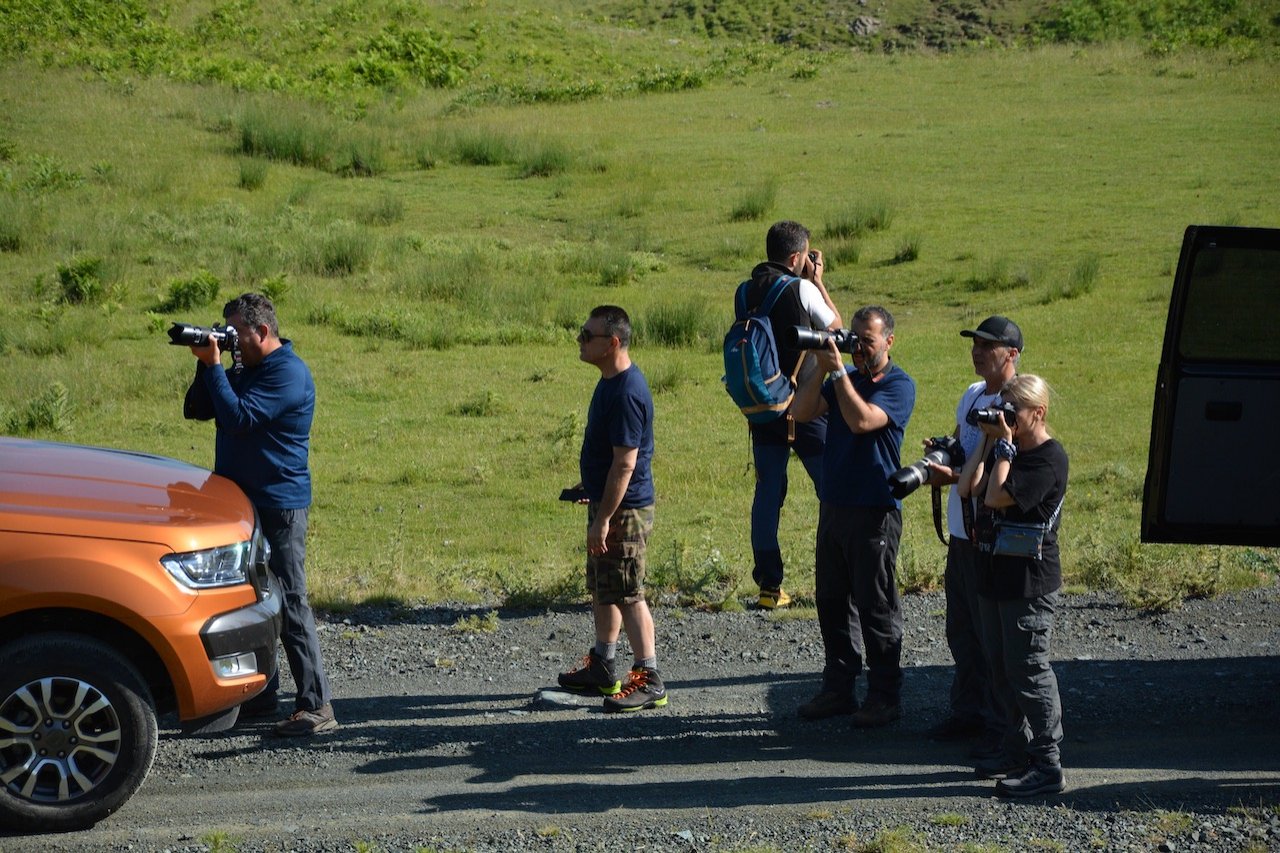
577, 327, 613, 344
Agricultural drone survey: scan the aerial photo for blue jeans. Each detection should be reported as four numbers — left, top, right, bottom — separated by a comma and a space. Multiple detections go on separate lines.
259, 507, 333, 713
750, 416, 824, 590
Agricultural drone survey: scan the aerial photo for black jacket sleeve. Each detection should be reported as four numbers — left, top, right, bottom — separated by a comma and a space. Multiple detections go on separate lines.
183, 363, 216, 421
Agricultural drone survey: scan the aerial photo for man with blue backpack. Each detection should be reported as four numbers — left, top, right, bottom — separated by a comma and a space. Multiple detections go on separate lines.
729, 220, 842, 609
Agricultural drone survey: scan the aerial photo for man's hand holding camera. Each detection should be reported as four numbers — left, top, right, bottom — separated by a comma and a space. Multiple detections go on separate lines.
804, 249, 825, 286
190, 337, 222, 366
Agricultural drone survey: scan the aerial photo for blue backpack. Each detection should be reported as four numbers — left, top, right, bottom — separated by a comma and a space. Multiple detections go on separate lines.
723, 275, 798, 423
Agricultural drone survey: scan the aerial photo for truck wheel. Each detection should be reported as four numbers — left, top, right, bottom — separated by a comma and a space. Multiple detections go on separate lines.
0, 633, 158, 832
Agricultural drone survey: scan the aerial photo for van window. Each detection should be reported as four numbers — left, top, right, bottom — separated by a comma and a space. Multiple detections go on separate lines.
1179, 246, 1280, 362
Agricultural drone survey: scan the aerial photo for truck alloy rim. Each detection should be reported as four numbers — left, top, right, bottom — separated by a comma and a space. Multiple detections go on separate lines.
0, 676, 122, 803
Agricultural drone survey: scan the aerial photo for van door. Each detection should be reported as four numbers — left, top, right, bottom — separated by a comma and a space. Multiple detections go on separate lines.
1141, 225, 1280, 546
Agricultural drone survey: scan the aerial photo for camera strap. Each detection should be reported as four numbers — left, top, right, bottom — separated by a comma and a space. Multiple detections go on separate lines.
931, 486, 948, 546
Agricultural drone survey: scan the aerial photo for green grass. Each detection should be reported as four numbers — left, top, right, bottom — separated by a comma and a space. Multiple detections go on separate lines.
0, 3, 1277, 608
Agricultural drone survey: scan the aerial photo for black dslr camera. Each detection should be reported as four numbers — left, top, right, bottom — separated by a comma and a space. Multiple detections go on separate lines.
168, 322, 242, 372
966, 401, 1017, 428
783, 325, 861, 355
887, 435, 965, 500
167, 322, 238, 348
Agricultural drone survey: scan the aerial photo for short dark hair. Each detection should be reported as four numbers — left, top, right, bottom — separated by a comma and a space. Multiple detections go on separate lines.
853, 305, 895, 337
589, 305, 631, 348
223, 292, 279, 337
766, 220, 810, 264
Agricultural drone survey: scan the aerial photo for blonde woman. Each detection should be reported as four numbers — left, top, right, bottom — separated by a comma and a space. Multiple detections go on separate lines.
957, 373, 1068, 797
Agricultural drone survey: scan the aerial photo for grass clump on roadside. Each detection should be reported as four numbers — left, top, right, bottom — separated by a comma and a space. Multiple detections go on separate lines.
649, 537, 739, 609
453, 610, 499, 633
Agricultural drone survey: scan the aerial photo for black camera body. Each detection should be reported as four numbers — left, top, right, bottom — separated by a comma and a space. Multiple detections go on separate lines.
783, 325, 861, 355
966, 401, 1017, 428
887, 435, 966, 500
167, 322, 238, 348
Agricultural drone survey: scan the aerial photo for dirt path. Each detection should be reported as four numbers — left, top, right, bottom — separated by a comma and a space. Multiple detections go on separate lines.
7, 588, 1280, 851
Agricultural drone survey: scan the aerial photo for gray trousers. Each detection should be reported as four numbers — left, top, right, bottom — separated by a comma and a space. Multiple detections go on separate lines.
977, 590, 1063, 768
259, 507, 333, 713
944, 538, 1000, 734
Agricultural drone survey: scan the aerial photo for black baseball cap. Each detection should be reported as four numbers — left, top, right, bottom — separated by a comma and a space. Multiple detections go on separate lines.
961, 316, 1023, 351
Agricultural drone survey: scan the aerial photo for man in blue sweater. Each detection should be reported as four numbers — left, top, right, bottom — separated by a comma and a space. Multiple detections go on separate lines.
185, 293, 337, 736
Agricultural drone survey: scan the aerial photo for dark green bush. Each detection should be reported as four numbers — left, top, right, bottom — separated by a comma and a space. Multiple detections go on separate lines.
160, 270, 221, 312
55, 257, 104, 304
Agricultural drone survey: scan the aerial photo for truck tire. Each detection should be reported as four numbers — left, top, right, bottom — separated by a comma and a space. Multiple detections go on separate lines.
0, 633, 159, 832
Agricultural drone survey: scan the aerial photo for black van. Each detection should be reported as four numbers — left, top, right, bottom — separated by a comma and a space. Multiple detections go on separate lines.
1141, 225, 1280, 546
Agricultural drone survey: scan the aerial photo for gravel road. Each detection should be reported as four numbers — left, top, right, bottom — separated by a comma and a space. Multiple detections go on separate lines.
8, 585, 1280, 852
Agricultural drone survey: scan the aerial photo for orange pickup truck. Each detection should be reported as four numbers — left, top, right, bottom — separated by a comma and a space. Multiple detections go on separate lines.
0, 437, 282, 831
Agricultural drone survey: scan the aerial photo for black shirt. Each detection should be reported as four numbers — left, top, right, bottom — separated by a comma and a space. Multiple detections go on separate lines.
977, 438, 1069, 601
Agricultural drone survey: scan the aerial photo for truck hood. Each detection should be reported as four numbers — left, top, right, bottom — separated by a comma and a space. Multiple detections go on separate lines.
0, 437, 254, 551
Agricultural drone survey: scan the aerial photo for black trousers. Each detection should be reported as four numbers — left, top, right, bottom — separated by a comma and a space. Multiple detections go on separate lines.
814, 503, 903, 702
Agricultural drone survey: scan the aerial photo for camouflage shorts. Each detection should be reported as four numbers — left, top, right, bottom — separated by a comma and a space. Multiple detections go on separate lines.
585, 504, 654, 606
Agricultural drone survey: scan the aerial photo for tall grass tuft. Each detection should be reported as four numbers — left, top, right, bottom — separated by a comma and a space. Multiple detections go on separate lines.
0, 195, 35, 252
336, 136, 386, 177
451, 129, 516, 166
357, 193, 405, 226
1043, 254, 1100, 303
295, 221, 373, 277
516, 138, 572, 178
827, 239, 861, 271
824, 198, 894, 240
597, 250, 637, 287
239, 105, 333, 171
237, 157, 267, 190
729, 179, 777, 222
889, 234, 922, 265
966, 257, 1030, 292
638, 298, 715, 348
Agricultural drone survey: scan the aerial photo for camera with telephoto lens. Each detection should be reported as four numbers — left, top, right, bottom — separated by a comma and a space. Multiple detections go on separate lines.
783, 325, 861, 355
167, 322, 238, 348
887, 435, 966, 500
966, 401, 1017, 428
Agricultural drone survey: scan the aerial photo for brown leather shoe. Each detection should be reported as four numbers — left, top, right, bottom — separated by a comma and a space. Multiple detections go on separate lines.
850, 696, 901, 728
274, 703, 338, 736
797, 690, 856, 720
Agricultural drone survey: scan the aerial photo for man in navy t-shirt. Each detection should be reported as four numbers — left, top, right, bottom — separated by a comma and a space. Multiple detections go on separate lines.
791, 305, 916, 728
557, 305, 667, 713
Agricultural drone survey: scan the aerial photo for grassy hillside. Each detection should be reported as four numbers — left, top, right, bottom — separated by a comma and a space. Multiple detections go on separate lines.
1, 1, 1278, 610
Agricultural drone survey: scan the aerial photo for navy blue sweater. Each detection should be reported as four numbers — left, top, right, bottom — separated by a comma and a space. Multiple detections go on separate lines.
191, 341, 315, 510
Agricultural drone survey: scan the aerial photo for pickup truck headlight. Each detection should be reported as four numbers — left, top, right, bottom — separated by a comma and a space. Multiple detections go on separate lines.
161, 541, 251, 589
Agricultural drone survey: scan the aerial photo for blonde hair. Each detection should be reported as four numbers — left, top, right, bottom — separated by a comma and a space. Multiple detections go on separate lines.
1001, 374, 1052, 414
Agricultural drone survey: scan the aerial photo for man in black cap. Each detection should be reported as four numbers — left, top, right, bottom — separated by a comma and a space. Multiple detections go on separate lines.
922, 315, 1023, 751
